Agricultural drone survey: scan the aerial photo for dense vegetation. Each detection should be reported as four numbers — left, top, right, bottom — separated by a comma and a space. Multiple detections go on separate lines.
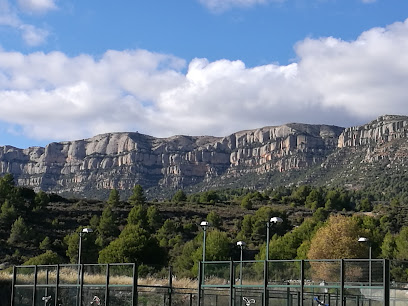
1, 173, 408, 281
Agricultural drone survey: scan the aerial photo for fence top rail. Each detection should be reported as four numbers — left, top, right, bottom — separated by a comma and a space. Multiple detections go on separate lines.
14, 262, 136, 269
202, 259, 387, 265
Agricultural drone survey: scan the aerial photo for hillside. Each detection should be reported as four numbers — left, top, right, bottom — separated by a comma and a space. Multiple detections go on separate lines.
1, 115, 408, 200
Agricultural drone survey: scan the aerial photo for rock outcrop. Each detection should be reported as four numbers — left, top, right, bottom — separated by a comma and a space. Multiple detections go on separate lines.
1, 115, 407, 197
0, 123, 344, 195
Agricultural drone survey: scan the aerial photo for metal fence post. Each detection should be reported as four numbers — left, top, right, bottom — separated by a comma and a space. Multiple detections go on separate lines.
300, 260, 304, 306
384, 259, 390, 306
79, 264, 84, 306
32, 265, 37, 306
264, 260, 269, 306
197, 261, 202, 306
132, 263, 138, 306
11, 265, 16, 306
230, 261, 234, 306
169, 266, 173, 306
55, 264, 60, 306
340, 260, 344, 306
105, 264, 110, 306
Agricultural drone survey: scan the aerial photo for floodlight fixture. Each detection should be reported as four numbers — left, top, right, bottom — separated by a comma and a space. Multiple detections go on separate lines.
358, 237, 369, 243
82, 228, 93, 234
270, 217, 283, 223
237, 241, 246, 247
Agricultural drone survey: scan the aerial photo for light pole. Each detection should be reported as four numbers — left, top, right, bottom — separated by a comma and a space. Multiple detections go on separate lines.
237, 241, 246, 285
358, 236, 372, 305
237, 241, 246, 306
266, 217, 283, 261
200, 221, 209, 281
78, 228, 93, 265
77, 228, 93, 306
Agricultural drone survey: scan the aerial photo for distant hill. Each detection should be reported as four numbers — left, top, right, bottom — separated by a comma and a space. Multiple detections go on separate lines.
1, 114, 408, 200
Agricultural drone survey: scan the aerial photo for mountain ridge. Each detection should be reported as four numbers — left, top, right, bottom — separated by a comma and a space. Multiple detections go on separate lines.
1, 115, 407, 199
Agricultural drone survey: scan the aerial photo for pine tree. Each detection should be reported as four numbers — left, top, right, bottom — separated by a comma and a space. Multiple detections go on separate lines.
0, 200, 17, 225
8, 217, 30, 245
96, 206, 119, 247
128, 185, 146, 206
107, 189, 120, 207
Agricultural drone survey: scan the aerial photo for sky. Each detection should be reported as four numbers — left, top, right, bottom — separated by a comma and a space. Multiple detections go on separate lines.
1, 0, 408, 149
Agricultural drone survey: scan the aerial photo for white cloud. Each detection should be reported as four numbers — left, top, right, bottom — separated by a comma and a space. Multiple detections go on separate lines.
20, 24, 49, 46
16, 0, 57, 14
198, 0, 284, 12
1, 19, 408, 144
0, 0, 51, 46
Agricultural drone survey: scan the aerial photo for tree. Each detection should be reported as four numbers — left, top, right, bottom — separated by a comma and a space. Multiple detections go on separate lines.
127, 205, 148, 228
96, 206, 119, 248
395, 227, 408, 260
172, 190, 187, 202
250, 207, 287, 243
157, 219, 180, 248
358, 198, 372, 212
39, 236, 52, 251
291, 185, 311, 205
307, 215, 367, 281
147, 206, 161, 231
204, 230, 230, 261
23, 250, 63, 265
207, 211, 222, 228
199, 190, 219, 203
8, 217, 30, 245
34, 190, 50, 210
307, 215, 366, 260
107, 189, 120, 207
64, 227, 98, 264
256, 218, 320, 260
239, 215, 253, 240
0, 200, 17, 225
305, 189, 324, 210
128, 185, 146, 206
0, 173, 15, 202
98, 224, 165, 265
381, 231, 396, 259
241, 194, 253, 210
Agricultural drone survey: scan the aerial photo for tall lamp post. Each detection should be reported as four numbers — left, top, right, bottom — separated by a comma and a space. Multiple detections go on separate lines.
78, 228, 93, 265
358, 237, 372, 286
266, 217, 283, 261
77, 228, 93, 306
200, 221, 209, 281
237, 241, 246, 285
358, 236, 372, 305
237, 241, 246, 306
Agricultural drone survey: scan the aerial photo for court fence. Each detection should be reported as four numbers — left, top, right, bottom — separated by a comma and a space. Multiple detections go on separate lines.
11, 259, 408, 305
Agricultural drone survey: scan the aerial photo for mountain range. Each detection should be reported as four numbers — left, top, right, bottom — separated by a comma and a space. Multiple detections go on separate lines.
1, 114, 407, 199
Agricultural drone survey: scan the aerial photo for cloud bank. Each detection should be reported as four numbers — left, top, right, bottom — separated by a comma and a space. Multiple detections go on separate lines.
198, 0, 284, 12
16, 0, 57, 14
1, 19, 408, 144
0, 0, 53, 46
198, 0, 375, 12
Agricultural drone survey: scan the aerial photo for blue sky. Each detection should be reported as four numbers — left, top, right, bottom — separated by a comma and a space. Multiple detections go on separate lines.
1, 0, 408, 148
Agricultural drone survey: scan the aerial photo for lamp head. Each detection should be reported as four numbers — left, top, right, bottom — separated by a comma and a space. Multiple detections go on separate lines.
358, 237, 368, 243
236, 241, 246, 247
270, 217, 283, 223
82, 228, 93, 233
200, 221, 209, 228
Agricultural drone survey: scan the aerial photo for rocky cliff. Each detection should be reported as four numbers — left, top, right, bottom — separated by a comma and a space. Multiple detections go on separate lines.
1, 115, 407, 198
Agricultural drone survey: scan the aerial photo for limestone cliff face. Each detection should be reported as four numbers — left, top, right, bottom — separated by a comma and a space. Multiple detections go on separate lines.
337, 115, 408, 163
0, 123, 343, 194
